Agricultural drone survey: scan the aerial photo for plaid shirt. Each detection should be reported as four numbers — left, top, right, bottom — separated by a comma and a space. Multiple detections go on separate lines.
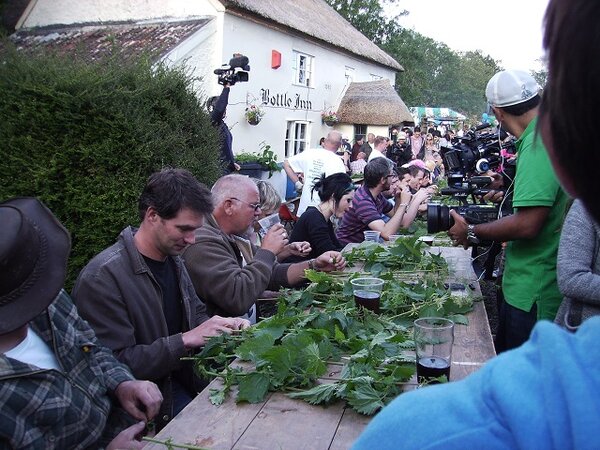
0, 290, 134, 449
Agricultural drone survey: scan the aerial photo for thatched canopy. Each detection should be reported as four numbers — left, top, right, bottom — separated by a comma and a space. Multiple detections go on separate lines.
337, 80, 414, 125
222, 0, 402, 71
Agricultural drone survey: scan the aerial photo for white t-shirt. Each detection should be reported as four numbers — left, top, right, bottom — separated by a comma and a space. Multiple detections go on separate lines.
288, 147, 346, 216
368, 149, 386, 161
5, 327, 60, 370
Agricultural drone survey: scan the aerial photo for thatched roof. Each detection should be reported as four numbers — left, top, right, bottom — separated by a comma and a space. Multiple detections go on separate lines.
337, 80, 414, 125
7, 19, 211, 63
221, 0, 402, 71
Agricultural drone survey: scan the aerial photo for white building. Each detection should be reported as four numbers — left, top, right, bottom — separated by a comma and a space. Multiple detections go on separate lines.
12, 0, 413, 193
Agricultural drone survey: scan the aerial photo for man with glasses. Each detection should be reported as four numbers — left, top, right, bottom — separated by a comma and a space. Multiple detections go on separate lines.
73, 169, 250, 426
283, 130, 346, 216
183, 174, 346, 323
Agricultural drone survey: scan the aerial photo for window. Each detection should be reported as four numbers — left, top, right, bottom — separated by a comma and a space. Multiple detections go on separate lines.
285, 121, 310, 157
293, 51, 314, 87
370, 73, 383, 81
354, 124, 368, 137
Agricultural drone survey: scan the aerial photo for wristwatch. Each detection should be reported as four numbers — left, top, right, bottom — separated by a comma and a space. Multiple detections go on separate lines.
467, 224, 480, 244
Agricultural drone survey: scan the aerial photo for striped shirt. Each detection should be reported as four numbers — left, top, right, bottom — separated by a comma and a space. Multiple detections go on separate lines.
336, 185, 392, 244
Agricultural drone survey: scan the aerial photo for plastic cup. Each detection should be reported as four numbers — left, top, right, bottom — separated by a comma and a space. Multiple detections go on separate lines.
414, 317, 454, 384
258, 212, 281, 237
418, 236, 434, 246
388, 234, 400, 243
363, 230, 381, 242
350, 277, 384, 313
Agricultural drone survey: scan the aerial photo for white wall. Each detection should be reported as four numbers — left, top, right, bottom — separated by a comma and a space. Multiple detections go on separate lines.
18, 0, 223, 28
216, 14, 395, 160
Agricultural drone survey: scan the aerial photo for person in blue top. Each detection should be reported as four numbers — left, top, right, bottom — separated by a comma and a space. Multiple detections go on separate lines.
353, 0, 600, 448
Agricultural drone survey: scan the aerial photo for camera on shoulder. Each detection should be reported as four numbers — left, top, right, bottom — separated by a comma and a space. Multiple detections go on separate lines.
214, 54, 250, 86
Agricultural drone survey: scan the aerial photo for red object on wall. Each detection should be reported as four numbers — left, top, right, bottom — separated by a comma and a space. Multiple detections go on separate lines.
271, 50, 281, 69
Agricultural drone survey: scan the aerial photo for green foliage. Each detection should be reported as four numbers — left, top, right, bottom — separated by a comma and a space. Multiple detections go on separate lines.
235, 141, 281, 176
193, 243, 473, 415
0, 45, 221, 288
325, 0, 504, 118
324, 0, 407, 44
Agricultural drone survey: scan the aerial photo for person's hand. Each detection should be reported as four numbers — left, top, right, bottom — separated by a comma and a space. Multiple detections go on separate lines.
294, 180, 304, 193
261, 223, 288, 255
106, 421, 146, 450
484, 170, 504, 190
412, 188, 431, 205
447, 210, 470, 249
114, 380, 162, 422
426, 185, 438, 195
482, 189, 504, 203
397, 186, 412, 206
233, 163, 241, 171
182, 316, 251, 349
314, 251, 346, 272
287, 241, 312, 257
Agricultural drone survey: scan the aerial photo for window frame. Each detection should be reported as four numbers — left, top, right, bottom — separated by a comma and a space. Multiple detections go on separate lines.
293, 51, 314, 87
285, 120, 311, 157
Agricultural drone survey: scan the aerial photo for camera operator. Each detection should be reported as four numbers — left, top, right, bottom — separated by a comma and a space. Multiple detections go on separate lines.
447, 70, 569, 353
210, 82, 240, 175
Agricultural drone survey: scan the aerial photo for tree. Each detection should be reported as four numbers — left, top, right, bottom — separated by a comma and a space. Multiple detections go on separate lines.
325, 0, 406, 44
327, 0, 504, 119
531, 67, 547, 88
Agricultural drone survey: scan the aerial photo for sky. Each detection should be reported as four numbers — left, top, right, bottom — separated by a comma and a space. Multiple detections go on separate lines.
388, 0, 549, 72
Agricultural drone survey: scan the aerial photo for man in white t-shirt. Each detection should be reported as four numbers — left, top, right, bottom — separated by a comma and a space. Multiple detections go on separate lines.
367, 136, 389, 161
283, 130, 346, 216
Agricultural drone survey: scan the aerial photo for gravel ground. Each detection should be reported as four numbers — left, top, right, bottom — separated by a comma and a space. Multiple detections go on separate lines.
480, 279, 499, 339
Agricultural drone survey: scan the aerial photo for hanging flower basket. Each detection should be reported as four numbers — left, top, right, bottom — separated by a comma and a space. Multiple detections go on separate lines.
245, 104, 265, 125
321, 110, 339, 126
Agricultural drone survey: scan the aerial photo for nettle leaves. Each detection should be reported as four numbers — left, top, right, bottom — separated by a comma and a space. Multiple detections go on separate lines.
194, 243, 474, 415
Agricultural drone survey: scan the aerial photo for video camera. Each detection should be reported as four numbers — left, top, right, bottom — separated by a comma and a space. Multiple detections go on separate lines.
214, 55, 250, 86
427, 123, 516, 235
440, 123, 515, 178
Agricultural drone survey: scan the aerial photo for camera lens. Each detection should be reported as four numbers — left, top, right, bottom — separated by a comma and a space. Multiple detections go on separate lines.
427, 204, 453, 233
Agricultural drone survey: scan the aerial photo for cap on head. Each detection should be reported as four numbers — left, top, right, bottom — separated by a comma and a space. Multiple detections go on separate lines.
0, 198, 70, 333
486, 69, 540, 108
398, 131, 407, 140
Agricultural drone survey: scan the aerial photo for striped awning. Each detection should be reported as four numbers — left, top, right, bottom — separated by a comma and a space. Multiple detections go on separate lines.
410, 106, 466, 122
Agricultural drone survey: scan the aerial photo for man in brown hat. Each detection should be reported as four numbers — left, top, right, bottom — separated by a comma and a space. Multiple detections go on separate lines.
0, 197, 163, 449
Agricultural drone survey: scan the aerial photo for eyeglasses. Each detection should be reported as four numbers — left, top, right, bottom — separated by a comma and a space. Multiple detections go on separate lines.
230, 197, 262, 211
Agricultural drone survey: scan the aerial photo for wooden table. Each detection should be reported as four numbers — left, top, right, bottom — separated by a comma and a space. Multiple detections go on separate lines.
144, 247, 495, 450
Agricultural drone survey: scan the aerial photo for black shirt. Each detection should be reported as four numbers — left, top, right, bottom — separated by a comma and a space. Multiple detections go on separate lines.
287, 206, 342, 262
143, 255, 183, 336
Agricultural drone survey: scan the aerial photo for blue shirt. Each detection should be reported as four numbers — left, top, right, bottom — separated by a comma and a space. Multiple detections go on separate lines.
353, 317, 600, 450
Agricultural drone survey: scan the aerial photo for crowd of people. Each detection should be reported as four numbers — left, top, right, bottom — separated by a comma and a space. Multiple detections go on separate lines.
2, 0, 600, 447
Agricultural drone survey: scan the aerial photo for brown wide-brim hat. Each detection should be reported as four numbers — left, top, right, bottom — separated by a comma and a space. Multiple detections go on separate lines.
0, 197, 71, 334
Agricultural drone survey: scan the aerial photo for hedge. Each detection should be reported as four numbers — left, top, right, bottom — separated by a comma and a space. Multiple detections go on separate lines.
0, 46, 222, 288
